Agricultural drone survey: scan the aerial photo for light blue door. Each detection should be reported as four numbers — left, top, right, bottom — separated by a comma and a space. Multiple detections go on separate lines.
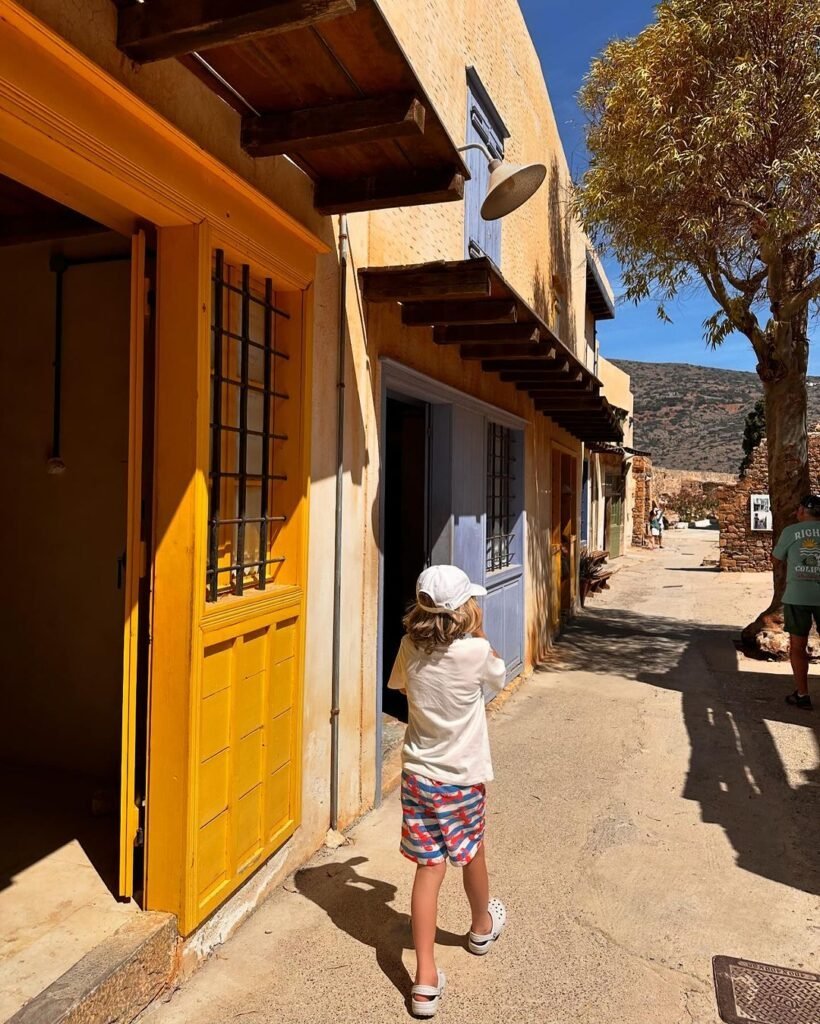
483, 425, 524, 679
429, 404, 525, 686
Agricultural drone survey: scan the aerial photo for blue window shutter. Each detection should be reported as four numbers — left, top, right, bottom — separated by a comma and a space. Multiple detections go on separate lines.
464, 75, 505, 265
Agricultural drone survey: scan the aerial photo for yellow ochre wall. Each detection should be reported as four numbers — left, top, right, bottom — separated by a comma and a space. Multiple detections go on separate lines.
0, 0, 627, 946
0, 235, 131, 777
331, 0, 601, 812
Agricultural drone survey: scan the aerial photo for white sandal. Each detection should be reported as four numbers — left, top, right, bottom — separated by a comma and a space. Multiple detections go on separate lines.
410, 969, 446, 1018
468, 897, 507, 955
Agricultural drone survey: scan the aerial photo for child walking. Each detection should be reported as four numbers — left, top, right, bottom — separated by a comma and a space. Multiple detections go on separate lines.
388, 565, 508, 1018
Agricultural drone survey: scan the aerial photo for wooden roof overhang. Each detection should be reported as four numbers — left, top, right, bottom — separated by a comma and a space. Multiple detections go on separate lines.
114, 0, 470, 215
586, 253, 615, 321
360, 257, 624, 443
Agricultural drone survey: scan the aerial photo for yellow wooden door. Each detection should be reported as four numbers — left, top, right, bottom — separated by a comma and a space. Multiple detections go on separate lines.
119, 230, 147, 899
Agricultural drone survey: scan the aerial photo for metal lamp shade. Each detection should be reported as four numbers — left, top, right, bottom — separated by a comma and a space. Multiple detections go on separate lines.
481, 159, 547, 221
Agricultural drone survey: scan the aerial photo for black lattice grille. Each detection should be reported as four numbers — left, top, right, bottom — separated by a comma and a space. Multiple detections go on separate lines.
207, 250, 290, 601
486, 423, 516, 572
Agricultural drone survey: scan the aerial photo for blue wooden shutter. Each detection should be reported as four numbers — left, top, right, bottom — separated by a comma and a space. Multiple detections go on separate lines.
464, 74, 505, 264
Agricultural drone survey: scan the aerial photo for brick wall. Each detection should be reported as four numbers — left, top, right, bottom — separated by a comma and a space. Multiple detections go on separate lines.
716, 434, 820, 571
632, 454, 654, 546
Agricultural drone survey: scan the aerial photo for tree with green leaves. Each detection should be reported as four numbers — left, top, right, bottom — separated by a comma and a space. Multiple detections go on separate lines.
576, 0, 820, 646
739, 400, 767, 477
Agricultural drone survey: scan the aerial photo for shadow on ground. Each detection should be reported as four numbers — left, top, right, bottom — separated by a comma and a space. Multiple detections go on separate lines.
294, 856, 465, 999
554, 608, 820, 897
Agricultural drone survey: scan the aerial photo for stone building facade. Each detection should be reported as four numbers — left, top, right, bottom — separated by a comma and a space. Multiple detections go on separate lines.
632, 454, 655, 547
716, 435, 820, 571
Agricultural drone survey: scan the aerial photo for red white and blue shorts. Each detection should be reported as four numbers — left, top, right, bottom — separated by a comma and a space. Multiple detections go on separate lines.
400, 772, 486, 867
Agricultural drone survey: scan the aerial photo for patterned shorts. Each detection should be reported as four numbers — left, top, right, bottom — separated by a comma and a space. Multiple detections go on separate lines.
400, 772, 486, 866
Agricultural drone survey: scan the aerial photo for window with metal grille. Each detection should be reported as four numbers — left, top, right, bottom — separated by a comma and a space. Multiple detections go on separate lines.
207, 250, 290, 601
486, 423, 516, 572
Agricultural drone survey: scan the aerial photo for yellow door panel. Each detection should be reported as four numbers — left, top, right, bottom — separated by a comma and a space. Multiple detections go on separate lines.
269, 657, 295, 720
268, 710, 292, 775
119, 230, 146, 899
266, 763, 291, 838
197, 811, 230, 901
198, 751, 230, 827
235, 672, 265, 738
191, 601, 302, 925
236, 729, 264, 797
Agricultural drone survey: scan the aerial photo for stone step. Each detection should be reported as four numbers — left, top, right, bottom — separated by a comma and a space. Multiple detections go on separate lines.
7, 913, 178, 1024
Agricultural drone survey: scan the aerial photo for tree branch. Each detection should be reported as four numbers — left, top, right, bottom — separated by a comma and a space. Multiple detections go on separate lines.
697, 250, 766, 355
781, 274, 820, 320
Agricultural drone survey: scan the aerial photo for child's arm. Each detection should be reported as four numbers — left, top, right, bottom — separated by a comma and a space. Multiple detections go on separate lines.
386, 637, 408, 694
475, 634, 507, 693
471, 626, 503, 662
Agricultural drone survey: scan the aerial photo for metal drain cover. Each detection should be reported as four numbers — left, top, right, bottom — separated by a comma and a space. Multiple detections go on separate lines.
713, 956, 820, 1024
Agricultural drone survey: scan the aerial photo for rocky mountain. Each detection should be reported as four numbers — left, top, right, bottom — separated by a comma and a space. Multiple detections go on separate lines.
612, 360, 820, 474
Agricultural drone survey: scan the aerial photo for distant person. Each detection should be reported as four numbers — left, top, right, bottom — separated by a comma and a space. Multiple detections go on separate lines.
772, 494, 820, 711
388, 565, 507, 1017
650, 506, 664, 549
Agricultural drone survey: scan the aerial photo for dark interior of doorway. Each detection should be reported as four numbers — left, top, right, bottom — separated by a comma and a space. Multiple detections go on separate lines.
0, 173, 151, 906
382, 395, 430, 753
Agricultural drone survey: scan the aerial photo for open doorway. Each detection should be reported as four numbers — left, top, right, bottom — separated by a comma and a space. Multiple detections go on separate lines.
0, 174, 152, 1019
381, 395, 430, 758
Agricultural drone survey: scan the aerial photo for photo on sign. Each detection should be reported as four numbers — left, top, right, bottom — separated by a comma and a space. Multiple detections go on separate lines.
750, 494, 772, 532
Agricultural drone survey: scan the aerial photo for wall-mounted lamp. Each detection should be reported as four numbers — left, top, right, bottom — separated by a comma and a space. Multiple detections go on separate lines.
457, 143, 547, 221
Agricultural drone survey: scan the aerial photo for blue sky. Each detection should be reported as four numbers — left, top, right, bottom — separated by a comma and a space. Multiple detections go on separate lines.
518, 0, 819, 375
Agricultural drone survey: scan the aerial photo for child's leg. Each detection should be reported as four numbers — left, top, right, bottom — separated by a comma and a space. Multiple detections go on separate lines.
411, 861, 447, 992
462, 843, 492, 934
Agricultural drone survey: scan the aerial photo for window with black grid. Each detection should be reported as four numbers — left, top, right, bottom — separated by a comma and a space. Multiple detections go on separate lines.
207, 250, 290, 601
486, 423, 516, 572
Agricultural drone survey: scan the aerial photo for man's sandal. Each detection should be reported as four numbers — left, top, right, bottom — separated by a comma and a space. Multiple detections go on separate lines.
410, 969, 446, 1018
468, 897, 507, 955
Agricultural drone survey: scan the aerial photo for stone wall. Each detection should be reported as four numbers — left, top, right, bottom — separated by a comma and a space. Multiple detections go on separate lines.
716, 434, 820, 571
632, 454, 654, 546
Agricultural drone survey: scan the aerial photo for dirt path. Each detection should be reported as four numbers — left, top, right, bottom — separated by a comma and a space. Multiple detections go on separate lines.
144, 531, 820, 1024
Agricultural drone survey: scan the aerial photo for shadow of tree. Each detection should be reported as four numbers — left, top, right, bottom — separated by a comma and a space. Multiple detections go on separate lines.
555, 608, 820, 896
294, 856, 465, 1000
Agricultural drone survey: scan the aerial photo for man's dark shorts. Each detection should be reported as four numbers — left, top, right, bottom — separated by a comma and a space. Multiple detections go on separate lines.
783, 603, 820, 637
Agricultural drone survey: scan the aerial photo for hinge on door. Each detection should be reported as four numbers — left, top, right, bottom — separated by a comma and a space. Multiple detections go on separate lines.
134, 826, 144, 848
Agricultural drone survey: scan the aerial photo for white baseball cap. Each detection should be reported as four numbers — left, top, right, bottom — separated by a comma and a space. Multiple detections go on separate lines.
416, 565, 487, 614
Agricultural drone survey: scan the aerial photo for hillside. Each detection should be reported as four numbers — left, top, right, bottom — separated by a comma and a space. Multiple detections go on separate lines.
612, 360, 820, 474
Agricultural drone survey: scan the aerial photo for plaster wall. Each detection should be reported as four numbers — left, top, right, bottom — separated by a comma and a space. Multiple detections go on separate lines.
0, 235, 131, 776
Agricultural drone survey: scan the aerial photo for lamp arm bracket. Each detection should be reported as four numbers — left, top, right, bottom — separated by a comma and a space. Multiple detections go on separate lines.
457, 142, 495, 165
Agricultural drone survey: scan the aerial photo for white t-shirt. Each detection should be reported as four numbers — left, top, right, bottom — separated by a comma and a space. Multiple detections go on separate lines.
387, 635, 507, 785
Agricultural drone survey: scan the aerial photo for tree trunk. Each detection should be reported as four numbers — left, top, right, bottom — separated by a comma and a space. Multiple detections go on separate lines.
741, 314, 811, 648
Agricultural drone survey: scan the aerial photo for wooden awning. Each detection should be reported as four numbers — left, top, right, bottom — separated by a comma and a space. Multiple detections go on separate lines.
586, 253, 615, 321
360, 257, 624, 443
114, 0, 469, 214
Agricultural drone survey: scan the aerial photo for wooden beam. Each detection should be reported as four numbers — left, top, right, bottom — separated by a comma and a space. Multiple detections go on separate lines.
0, 212, 106, 246
361, 261, 490, 303
401, 299, 517, 326
242, 94, 425, 157
514, 371, 586, 389
482, 358, 570, 374
433, 323, 541, 345
461, 343, 555, 361
118, 0, 357, 63
316, 168, 464, 216
526, 387, 596, 401
535, 397, 603, 412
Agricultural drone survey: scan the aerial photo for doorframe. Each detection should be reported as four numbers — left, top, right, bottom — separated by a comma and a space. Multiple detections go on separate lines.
375, 358, 527, 804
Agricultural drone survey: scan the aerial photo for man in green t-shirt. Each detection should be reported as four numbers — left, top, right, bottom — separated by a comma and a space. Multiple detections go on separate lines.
772, 494, 820, 710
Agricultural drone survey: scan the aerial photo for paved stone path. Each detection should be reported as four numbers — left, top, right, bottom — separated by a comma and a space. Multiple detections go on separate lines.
145, 533, 820, 1023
